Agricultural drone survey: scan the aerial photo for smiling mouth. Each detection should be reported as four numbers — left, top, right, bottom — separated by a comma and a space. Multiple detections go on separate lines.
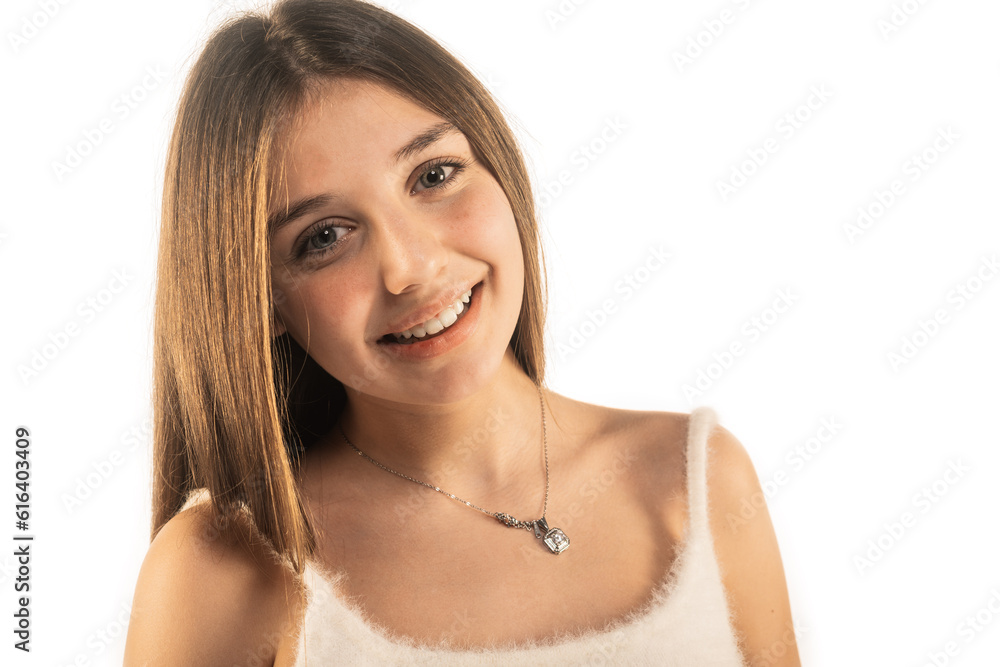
378, 283, 478, 346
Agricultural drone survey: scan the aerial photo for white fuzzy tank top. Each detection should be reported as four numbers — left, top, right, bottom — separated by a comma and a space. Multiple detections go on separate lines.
184, 406, 747, 665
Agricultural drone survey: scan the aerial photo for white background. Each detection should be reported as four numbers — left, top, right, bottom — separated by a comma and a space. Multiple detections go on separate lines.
2, 0, 999, 665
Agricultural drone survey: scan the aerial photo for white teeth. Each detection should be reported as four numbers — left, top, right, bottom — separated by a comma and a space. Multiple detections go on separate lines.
424, 317, 444, 335
391, 288, 473, 342
439, 308, 458, 328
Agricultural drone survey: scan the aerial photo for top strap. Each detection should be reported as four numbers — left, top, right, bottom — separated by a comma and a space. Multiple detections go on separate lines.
181, 486, 211, 511
685, 405, 720, 544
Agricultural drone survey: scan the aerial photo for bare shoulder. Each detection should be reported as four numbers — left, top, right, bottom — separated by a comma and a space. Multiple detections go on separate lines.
545, 390, 690, 526
124, 500, 304, 666
550, 394, 799, 663
701, 416, 802, 666
544, 389, 688, 458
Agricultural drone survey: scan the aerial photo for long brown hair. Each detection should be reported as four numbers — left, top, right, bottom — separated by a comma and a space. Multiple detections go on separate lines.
151, 0, 548, 574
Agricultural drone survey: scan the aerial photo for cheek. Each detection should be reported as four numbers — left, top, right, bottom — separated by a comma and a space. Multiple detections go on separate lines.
453, 184, 525, 335
271, 266, 369, 345
450, 179, 523, 266
485, 191, 525, 287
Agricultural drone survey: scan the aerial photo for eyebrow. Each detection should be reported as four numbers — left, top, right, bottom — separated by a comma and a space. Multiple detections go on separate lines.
268, 120, 460, 236
392, 120, 458, 166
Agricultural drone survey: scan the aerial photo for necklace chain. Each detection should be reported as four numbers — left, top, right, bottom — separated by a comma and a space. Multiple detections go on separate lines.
337, 384, 548, 532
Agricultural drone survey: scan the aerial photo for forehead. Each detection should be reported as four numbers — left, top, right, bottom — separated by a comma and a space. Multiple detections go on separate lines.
274, 78, 455, 186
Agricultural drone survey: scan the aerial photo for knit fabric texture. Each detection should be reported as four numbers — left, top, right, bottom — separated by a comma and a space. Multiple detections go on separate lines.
183, 406, 747, 666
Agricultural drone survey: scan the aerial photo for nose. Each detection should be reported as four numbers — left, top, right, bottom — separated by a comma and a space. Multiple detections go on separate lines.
374, 208, 448, 295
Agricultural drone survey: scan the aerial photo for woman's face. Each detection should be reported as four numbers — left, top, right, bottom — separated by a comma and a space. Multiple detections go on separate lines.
268, 78, 525, 405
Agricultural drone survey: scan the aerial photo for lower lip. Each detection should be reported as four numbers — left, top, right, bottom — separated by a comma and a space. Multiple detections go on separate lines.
375, 282, 483, 361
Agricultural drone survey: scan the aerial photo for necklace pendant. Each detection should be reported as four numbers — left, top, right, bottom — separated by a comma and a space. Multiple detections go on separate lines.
533, 517, 570, 554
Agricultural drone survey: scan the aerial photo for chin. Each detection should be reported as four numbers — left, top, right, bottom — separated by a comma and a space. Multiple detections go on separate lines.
347, 338, 513, 407
395, 352, 510, 405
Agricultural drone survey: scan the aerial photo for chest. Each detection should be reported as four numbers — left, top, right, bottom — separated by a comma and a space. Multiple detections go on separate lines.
303, 466, 688, 648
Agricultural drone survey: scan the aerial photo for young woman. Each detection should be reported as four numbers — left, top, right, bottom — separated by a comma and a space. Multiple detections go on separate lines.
124, 1, 799, 664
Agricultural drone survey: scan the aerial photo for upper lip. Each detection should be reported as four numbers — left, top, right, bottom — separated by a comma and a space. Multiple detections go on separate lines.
380, 281, 478, 338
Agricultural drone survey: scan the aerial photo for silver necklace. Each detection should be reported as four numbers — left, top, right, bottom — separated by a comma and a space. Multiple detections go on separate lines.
337, 384, 570, 555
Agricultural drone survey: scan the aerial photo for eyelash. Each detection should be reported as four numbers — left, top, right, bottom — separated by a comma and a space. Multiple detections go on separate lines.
293, 157, 472, 262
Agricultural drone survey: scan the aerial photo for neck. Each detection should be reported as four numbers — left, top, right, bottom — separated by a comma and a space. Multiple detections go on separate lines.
335, 348, 548, 499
